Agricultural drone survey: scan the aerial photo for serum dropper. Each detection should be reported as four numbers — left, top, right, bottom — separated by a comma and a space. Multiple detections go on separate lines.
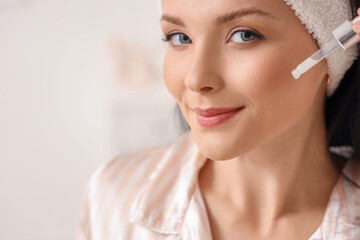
292, 18, 360, 79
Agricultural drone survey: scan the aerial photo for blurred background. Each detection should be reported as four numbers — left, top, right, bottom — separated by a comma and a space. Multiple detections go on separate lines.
0, 0, 180, 239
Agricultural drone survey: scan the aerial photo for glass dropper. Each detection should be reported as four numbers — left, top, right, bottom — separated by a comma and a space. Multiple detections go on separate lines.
292, 18, 360, 79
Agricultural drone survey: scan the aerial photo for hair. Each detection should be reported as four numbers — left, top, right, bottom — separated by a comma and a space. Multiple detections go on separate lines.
174, 0, 360, 179
323, 0, 360, 186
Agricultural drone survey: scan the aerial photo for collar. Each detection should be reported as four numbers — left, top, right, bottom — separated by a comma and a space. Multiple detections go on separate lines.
129, 137, 360, 238
129, 132, 207, 235
316, 154, 360, 240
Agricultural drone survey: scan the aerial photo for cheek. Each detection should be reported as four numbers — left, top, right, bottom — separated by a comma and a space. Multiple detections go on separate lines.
225, 41, 321, 118
219, 42, 324, 150
163, 50, 187, 102
248, 50, 297, 105
227, 47, 292, 94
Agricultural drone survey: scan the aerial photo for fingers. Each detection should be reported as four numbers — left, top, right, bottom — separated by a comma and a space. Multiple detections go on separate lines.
354, 7, 360, 34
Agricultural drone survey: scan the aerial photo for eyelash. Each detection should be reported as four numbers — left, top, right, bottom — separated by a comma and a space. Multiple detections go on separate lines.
161, 29, 262, 47
161, 33, 189, 43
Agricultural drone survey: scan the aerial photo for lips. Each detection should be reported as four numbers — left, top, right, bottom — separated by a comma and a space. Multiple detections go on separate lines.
194, 106, 245, 128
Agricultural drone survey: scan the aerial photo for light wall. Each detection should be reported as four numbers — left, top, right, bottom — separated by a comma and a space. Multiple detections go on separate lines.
0, 0, 178, 239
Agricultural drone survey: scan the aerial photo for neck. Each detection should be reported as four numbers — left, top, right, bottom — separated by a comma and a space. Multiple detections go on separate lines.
198, 98, 346, 233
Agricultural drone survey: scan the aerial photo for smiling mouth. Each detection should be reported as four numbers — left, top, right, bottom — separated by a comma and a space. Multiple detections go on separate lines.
194, 106, 245, 128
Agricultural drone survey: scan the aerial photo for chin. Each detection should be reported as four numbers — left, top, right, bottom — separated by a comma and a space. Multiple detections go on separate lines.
200, 149, 237, 161
191, 131, 252, 161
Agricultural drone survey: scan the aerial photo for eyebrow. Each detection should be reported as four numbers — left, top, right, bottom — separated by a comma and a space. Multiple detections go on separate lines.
160, 8, 279, 27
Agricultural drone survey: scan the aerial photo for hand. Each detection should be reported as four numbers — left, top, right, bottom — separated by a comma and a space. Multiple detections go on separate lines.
353, 8, 360, 34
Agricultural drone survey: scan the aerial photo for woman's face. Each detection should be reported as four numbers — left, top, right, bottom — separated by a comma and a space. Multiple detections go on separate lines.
160, 0, 328, 160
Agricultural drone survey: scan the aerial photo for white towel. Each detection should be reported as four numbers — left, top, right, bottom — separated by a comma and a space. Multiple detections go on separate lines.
284, 0, 358, 96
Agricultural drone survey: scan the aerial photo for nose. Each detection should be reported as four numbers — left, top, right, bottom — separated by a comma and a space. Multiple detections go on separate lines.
184, 42, 224, 94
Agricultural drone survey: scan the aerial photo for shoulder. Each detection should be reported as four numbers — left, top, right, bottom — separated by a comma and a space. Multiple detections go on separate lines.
318, 156, 360, 240
90, 132, 194, 191
77, 132, 195, 239
77, 133, 193, 240
89, 145, 167, 191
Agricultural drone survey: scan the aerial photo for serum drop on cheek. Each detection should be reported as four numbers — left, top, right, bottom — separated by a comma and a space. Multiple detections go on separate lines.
292, 18, 360, 79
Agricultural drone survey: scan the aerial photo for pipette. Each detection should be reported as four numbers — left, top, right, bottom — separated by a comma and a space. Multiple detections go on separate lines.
292, 18, 360, 79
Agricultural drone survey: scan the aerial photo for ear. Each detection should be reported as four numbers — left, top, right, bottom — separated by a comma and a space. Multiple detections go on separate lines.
325, 74, 331, 86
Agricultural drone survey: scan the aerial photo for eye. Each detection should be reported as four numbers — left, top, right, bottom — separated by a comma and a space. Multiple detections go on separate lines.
162, 32, 192, 46
230, 30, 261, 45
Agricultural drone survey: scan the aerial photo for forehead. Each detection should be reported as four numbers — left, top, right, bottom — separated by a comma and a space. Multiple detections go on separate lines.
161, 0, 295, 24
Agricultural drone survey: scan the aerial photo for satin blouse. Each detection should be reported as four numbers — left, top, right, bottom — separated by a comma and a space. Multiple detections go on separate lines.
76, 132, 360, 240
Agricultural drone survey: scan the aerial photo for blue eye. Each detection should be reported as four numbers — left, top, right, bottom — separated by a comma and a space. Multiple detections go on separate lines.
162, 33, 192, 46
161, 30, 260, 47
231, 30, 260, 44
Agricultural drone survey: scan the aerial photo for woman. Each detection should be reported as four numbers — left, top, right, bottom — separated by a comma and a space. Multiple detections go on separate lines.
77, 0, 360, 239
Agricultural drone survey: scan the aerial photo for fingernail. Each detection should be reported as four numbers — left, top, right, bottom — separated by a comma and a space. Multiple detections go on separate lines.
354, 17, 360, 23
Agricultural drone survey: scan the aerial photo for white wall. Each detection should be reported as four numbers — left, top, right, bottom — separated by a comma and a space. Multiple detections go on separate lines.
0, 1, 178, 239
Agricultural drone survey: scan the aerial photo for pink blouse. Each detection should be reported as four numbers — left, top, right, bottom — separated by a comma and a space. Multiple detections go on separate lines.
77, 133, 360, 240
